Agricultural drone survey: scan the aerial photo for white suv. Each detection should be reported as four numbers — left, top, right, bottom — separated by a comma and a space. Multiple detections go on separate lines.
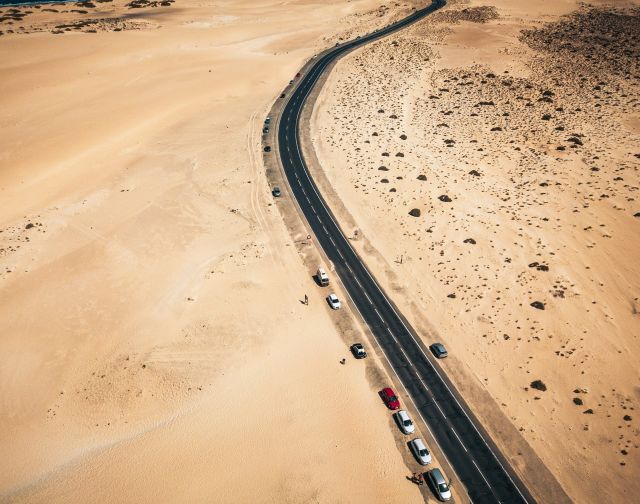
395, 410, 415, 434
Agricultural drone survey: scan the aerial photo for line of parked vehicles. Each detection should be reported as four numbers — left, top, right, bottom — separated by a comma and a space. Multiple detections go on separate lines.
316, 265, 453, 502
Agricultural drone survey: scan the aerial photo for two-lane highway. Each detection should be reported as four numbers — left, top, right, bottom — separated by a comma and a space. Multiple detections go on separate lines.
274, 2, 535, 503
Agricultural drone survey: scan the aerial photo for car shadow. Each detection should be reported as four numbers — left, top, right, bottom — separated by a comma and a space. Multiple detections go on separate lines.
378, 389, 390, 408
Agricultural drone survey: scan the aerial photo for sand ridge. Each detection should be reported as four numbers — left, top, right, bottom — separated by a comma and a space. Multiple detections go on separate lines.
0, 1, 439, 502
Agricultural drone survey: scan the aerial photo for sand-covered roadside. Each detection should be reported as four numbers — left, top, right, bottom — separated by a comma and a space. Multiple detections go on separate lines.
0, 1, 436, 502
311, 0, 640, 502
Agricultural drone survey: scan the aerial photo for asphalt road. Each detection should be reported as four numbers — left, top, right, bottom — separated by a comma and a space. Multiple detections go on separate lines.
275, 2, 536, 503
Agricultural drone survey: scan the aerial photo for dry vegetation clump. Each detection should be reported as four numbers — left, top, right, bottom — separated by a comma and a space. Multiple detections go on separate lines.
431, 6, 499, 24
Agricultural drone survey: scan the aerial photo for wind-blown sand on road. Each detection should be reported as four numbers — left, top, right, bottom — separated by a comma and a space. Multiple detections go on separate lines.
311, 0, 640, 502
0, 1, 434, 502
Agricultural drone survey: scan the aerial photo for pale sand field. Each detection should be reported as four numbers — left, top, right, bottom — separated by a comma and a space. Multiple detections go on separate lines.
0, 1, 447, 502
311, 0, 640, 502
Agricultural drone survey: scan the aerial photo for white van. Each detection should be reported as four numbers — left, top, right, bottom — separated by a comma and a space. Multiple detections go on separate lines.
317, 267, 329, 286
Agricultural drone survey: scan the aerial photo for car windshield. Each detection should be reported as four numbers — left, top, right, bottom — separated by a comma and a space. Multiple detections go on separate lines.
419, 449, 428, 456
389, 395, 398, 402
404, 419, 412, 426
438, 483, 449, 493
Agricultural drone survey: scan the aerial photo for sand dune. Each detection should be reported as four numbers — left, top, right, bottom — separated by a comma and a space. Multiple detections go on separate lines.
0, 1, 434, 502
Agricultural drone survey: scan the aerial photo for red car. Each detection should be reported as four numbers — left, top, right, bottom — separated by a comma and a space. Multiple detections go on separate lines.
381, 387, 400, 410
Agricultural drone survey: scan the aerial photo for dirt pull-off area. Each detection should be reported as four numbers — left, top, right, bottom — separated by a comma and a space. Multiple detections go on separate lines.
312, 0, 640, 502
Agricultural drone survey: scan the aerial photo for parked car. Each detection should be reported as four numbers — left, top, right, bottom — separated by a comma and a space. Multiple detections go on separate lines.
409, 438, 432, 465
430, 343, 448, 359
350, 343, 366, 359
316, 267, 329, 286
426, 468, 452, 502
262, 126, 269, 134
295, 72, 301, 78
272, 186, 281, 197
264, 146, 271, 152
395, 410, 415, 434
381, 387, 400, 410
327, 293, 341, 310
280, 93, 286, 98
264, 116, 271, 125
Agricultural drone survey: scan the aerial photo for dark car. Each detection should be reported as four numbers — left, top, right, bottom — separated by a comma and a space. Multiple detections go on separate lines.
280, 93, 286, 99
264, 146, 271, 152
350, 343, 367, 359
262, 126, 269, 134
430, 343, 448, 359
272, 186, 281, 197
381, 387, 400, 410
295, 72, 301, 78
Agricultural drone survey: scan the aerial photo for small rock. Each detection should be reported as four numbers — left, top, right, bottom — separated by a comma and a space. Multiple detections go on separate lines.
573, 397, 584, 405
25, 223, 34, 229
583, 409, 594, 414
469, 169, 481, 177
530, 380, 547, 391
623, 415, 632, 421
438, 195, 452, 203
463, 238, 476, 244
417, 174, 427, 181
408, 208, 421, 217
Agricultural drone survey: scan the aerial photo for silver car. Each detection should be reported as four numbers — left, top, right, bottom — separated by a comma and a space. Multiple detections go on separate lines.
409, 438, 432, 465
427, 468, 452, 502
395, 410, 415, 434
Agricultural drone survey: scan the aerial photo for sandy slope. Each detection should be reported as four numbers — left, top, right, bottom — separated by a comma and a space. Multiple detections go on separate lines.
311, 0, 640, 502
0, 1, 436, 502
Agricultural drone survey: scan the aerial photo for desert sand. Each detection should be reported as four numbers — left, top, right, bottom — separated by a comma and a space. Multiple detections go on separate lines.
0, 1, 452, 502
311, 0, 640, 502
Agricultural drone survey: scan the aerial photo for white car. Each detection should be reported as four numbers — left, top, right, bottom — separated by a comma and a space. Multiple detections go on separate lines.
395, 410, 415, 434
327, 293, 341, 310
317, 267, 329, 286
410, 438, 432, 465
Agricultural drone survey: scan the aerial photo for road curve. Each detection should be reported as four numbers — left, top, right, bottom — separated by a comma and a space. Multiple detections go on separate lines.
275, 2, 535, 503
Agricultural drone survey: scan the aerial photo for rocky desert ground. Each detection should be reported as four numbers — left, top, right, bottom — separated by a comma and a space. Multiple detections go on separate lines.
312, 0, 640, 502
